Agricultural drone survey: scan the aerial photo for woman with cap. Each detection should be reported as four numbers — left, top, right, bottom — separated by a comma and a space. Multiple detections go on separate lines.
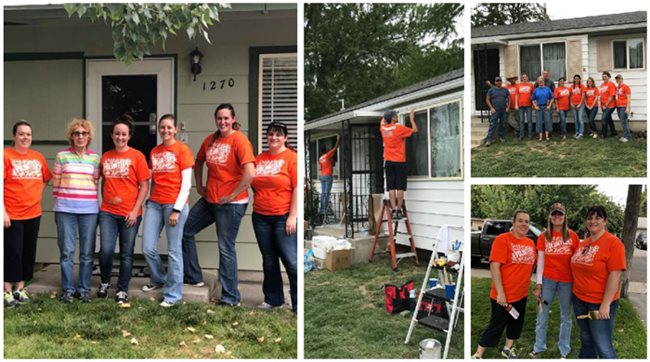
473, 209, 536, 359
529, 203, 579, 358
570, 206, 625, 358
614, 74, 632, 143
318, 135, 339, 216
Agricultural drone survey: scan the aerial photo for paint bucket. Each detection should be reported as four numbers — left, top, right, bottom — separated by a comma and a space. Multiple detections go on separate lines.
428, 278, 438, 289
419, 338, 442, 359
445, 284, 456, 299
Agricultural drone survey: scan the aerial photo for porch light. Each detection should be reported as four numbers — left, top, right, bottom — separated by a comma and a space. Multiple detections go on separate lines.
190, 47, 203, 81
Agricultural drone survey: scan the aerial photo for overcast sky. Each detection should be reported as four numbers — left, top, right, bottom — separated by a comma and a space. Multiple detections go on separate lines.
597, 183, 646, 208
546, 1, 647, 20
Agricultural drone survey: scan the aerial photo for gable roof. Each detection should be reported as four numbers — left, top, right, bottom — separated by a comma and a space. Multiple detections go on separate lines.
472, 11, 647, 39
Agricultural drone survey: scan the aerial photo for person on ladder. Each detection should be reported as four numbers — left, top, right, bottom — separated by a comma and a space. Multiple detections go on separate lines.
380, 110, 417, 220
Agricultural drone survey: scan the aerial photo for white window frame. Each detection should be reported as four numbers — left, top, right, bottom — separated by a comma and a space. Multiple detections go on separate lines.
612, 38, 646, 71
518, 41, 568, 79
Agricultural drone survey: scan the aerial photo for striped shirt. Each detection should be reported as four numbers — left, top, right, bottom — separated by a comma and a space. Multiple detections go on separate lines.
52, 147, 100, 214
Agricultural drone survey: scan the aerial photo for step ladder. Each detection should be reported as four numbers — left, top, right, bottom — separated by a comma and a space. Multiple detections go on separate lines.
368, 200, 419, 271
404, 227, 464, 359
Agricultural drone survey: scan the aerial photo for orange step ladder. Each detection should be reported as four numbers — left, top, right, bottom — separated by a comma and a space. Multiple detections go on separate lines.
368, 200, 419, 271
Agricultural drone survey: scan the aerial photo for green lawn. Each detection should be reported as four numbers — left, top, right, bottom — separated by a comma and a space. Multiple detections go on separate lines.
4, 296, 296, 359
471, 277, 646, 359
471, 136, 646, 177
305, 260, 464, 359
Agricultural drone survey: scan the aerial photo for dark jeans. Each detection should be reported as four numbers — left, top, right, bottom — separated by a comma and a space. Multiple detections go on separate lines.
486, 109, 507, 141
587, 107, 598, 133
558, 110, 568, 136
617, 107, 632, 139
573, 294, 619, 358
479, 297, 528, 347
4, 216, 41, 283
252, 212, 298, 311
99, 211, 141, 292
319, 175, 333, 213
181, 198, 213, 284
601, 107, 617, 138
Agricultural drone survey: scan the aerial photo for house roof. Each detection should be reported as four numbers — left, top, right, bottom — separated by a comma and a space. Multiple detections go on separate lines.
472, 11, 647, 39
307, 68, 463, 125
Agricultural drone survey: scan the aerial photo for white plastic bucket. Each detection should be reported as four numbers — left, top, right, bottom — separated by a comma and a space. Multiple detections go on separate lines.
419, 338, 442, 359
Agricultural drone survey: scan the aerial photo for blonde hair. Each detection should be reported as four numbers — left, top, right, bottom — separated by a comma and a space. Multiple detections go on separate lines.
66, 118, 94, 147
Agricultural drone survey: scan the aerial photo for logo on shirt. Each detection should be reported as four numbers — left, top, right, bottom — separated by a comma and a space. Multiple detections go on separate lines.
586, 89, 596, 97
571, 245, 600, 265
599, 86, 609, 94
381, 126, 395, 137
544, 235, 573, 255
511, 244, 535, 264
151, 151, 177, 172
103, 158, 132, 178
11, 159, 42, 179
256, 159, 285, 176
572, 87, 582, 95
206, 143, 231, 166
558, 89, 570, 97
518, 85, 532, 94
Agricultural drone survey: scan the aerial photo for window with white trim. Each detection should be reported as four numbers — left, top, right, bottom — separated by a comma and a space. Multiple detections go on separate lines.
520, 42, 567, 80
613, 39, 644, 70
258, 53, 297, 152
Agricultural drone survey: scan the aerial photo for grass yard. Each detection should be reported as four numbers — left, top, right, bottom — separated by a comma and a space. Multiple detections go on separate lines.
305, 260, 464, 359
471, 277, 646, 359
4, 296, 296, 359
471, 136, 646, 177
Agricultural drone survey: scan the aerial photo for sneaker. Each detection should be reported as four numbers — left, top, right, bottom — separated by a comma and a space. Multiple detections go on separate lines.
390, 209, 398, 220
60, 291, 74, 303
218, 301, 241, 307
395, 209, 404, 220
142, 283, 163, 292
619, 137, 629, 143
4, 291, 18, 308
13, 288, 31, 304
97, 283, 109, 298
160, 300, 177, 308
115, 291, 129, 304
258, 302, 281, 310
501, 346, 518, 359
529, 350, 543, 358
485, 140, 492, 147
560, 354, 568, 359
79, 292, 92, 303
576, 134, 584, 139
471, 353, 481, 359
562, 136, 567, 141
592, 133, 598, 139
185, 281, 205, 287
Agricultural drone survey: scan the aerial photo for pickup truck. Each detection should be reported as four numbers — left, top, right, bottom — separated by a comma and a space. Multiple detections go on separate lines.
471, 219, 542, 263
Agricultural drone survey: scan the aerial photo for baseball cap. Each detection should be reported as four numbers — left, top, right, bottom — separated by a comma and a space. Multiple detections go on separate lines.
495, 76, 502, 82
383, 110, 398, 121
549, 202, 566, 215
615, 74, 623, 80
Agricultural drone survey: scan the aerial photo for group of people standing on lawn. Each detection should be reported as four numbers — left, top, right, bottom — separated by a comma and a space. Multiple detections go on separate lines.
4, 103, 297, 312
486, 69, 633, 145
473, 204, 626, 359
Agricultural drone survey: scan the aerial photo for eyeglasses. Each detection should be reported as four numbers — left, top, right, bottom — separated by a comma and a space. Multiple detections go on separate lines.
72, 131, 89, 137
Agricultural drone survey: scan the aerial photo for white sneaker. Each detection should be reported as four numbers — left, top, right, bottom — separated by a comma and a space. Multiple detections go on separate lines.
257, 302, 281, 310
619, 137, 629, 143
160, 300, 177, 308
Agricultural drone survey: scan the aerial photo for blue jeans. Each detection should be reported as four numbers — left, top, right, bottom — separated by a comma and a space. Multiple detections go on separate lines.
558, 110, 568, 136
533, 278, 573, 356
319, 175, 333, 213
617, 107, 632, 139
486, 109, 507, 141
535, 105, 551, 133
142, 201, 189, 304
573, 295, 618, 358
518, 106, 533, 139
181, 198, 214, 284
99, 211, 141, 292
572, 105, 585, 135
214, 203, 247, 304
252, 212, 298, 311
587, 107, 598, 134
601, 107, 617, 138
55, 212, 98, 294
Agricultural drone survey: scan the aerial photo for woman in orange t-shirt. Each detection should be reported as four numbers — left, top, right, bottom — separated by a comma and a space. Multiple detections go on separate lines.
553, 77, 571, 140
97, 115, 150, 303
251, 122, 298, 312
584, 77, 600, 138
318, 135, 339, 215
473, 210, 536, 359
4, 121, 52, 307
530, 203, 579, 358
181, 103, 255, 306
141, 114, 194, 307
570, 206, 625, 358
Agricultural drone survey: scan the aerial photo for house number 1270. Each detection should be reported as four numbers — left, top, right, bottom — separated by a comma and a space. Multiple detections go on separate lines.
202, 78, 235, 91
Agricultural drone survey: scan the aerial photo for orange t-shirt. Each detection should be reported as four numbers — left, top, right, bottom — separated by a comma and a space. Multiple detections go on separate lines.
251, 149, 297, 216
571, 232, 626, 304
489, 232, 536, 303
319, 149, 336, 176
505, 84, 517, 110
584, 87, 599, 108
616, 83, 631, 108
570, 84, 586, 106
4, 147, 52, 220
380, 123, 413, 163
101, 148, 150, 217
554, 87, 571, 111
196, 131, 256, 204
599, 81, 617, 108
516, 82, 534, 107
149, 142, 195, 205
537, 230, 580, 283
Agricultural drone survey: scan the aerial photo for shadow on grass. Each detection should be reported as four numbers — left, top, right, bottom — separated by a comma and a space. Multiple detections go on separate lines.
470, 277, 646, 359
305, 260, 464, 358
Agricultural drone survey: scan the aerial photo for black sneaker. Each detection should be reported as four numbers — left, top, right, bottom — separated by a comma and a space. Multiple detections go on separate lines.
97, 283, 109, 298
390, 209, 397, 220
115, 291, 129, 304
218, 301, 241, 307
142, 283, 163, 292
184, 281, 205, 287
396, 209, 404, 220
60, 291, 74, 303
4, 291, 18, 308
79, 292, 92, 303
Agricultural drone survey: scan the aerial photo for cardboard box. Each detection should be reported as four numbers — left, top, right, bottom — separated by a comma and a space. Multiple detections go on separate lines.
326, 248, 352, 271
368, 194, 384, 232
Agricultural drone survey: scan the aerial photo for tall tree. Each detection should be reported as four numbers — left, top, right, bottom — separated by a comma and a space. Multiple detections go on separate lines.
641, 188, 647, 217
620, 185, 642, 297
305, 3, 463, 120
471, 3, 549, 27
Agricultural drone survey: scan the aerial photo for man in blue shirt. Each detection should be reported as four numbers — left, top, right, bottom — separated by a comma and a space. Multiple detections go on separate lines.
531, 76, 555, 141
485, 76, 510, 146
